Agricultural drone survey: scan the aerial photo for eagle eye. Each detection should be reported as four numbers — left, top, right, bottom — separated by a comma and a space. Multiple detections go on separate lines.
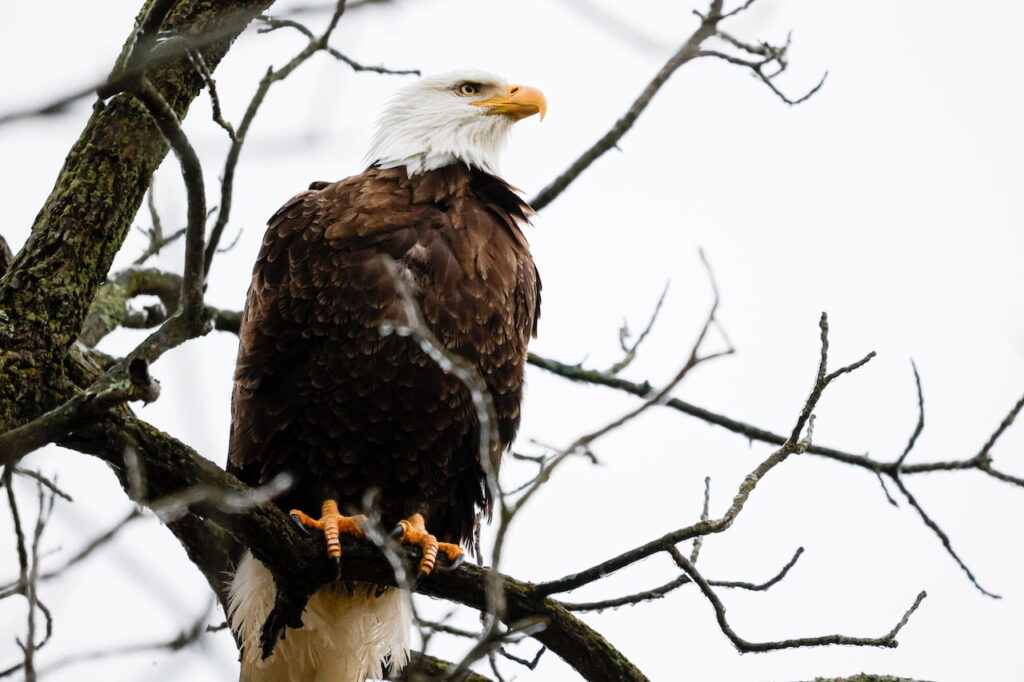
456, 82, 480, 96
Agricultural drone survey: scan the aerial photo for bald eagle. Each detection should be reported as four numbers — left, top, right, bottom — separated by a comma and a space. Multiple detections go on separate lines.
226, 71, 546, 681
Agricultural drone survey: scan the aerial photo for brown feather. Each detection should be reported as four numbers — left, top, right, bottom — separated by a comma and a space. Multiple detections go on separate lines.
228, 164, 540, 546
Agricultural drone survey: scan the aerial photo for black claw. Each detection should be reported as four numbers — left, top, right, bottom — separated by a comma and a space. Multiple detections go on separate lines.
413, 570, 428, 591
439, 552, 465, 572
389, 524, 404, 539
290, 514, 310, 535
331, 555, 342, 580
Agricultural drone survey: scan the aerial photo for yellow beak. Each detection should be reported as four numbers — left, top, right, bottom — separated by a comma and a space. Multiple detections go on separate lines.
471, 84, 547, 121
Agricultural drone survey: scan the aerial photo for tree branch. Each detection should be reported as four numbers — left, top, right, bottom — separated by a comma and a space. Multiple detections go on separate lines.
674, 548, 926, 652
530, 0, 823, 211
0, 0, 276, 438
530, 0, 725, 211
203, 4, 418, 278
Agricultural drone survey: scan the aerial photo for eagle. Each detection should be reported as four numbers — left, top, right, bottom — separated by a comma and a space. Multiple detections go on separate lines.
226, 70, 546, 681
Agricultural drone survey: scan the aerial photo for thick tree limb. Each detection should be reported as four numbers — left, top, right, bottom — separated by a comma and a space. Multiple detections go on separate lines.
0, 236, 12, 279
57, 411, 647, 682
0, 0, 277, 435
0, 359, 159, 467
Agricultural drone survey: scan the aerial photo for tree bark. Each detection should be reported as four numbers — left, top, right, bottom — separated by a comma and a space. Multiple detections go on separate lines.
0, 0, 276, 433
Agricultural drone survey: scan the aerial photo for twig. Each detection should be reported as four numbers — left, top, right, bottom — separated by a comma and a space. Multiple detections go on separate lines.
531, 0, 823, 211
187, 49, 238, 141
560, 546, 803, 612
606, 281, 670, 375
258, 16, 420, 75
39, 509, 142, 581
417, 618, 479, 640
25, 602, 215, 678
133, 183, 188, 265
721, 0, 759, 19
696, 48, 826, 106
287, 0, 396, 14
531, 0, 726, 211
0, 359, 160, 467
2, 476, 57, 681
708, 546, 804, 591
973, 391, 1024, 467
536, 313, 872, 597
561, 574, 692, 612
131, 77, 207, 327
510, 252, 732, 519
7, 469, 72, 502
0, 5, 265, 127
204, 4, 417, 278
498, 644, 546, 671
443, 618, 548, 680
690, 476, 712, 563
673, 548, 926, 652
890, 476, 999, 599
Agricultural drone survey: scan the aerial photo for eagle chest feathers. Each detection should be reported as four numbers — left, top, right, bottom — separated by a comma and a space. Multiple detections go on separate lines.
228, 164, 540, 546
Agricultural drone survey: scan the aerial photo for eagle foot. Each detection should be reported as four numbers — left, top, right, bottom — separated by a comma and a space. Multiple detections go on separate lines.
289, 499, 367, 575
390, 513, 465, 583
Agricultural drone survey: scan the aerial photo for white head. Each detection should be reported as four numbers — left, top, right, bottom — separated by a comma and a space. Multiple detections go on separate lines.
366, 69, 546, 176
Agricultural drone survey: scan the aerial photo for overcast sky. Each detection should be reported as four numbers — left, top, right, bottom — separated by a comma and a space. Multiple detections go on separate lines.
2, 1, 1023, 680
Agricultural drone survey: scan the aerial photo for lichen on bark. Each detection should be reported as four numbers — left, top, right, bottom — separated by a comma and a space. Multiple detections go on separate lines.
0, 0, 276, 433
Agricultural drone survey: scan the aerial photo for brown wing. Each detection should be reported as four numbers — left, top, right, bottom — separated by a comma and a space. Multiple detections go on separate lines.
228, 165, 539, 544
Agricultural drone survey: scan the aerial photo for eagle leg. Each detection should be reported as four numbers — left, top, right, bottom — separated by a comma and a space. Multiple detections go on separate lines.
289, 499, 366, 576
390, 513, 465, 584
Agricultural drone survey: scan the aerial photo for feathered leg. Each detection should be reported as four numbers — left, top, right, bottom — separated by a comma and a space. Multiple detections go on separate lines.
229, 551, 411, 682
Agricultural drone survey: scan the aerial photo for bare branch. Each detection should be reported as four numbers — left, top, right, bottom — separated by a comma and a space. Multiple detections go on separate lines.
131, 77, 207, 327
6, 469, 72, 503
890, 475, 999, 599
895, 360, 925, 468
690, 476, 712, 563
974, 390, 1024, 467
187, 49, 238, 141
536, 314, 870, 598
531, 1, 725, 211
562, 574, 692, 612
0, 6, 268, 127
708, 546, 804, 591
2, 475, 57, 681
0, 359, 160, 467
133, 182, 188, 266
204, 5, 418, 277
606, 281, 670, 375
673, 547, 926, 652
531, 0, 823, 211
25, 601, 215, 679
510, 251, 732, 518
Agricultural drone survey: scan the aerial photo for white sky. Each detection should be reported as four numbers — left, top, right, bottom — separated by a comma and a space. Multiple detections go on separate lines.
2, 1, 1023, 680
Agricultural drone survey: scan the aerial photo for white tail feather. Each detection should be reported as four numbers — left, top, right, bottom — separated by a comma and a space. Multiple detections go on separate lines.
229, 551, 411, 682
